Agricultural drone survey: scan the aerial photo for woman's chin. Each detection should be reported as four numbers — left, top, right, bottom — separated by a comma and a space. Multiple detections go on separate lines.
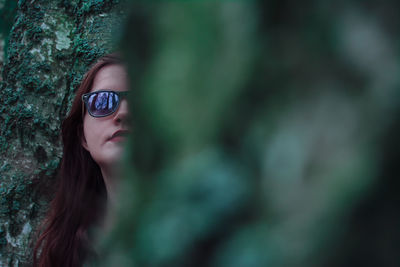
95, 148, 124, 168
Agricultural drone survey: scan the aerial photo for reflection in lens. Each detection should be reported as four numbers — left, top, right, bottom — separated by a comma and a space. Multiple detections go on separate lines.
86, 91, 120, 116
98, 92, 108, 110
108, 93, 113, 110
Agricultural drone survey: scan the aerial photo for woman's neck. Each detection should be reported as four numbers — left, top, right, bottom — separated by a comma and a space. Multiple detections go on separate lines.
100, 167, 120, 233
100, 167, 118, 205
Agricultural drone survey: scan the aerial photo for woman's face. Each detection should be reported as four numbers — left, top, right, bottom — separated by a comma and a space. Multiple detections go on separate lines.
81, 64, 129, 169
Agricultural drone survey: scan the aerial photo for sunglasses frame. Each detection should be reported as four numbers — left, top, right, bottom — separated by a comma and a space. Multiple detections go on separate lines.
82, 90, 128, 118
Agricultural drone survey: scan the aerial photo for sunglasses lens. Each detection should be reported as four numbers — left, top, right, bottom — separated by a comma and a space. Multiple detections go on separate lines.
87, 91, 119, 117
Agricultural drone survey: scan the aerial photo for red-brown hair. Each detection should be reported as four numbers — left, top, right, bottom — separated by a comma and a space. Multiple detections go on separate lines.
34, 54, 123, 267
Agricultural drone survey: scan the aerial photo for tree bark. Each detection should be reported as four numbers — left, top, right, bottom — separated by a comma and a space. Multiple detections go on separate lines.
0, 1, 123, 265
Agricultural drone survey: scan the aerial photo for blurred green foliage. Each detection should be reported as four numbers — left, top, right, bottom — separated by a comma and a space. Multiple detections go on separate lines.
97, 1, 400, 267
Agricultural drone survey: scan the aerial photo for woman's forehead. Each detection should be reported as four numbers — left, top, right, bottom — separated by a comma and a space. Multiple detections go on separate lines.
91, 64, 128, 92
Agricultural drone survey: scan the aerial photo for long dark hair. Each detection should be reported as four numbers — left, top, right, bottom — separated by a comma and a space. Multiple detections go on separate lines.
34, 54, 122, 267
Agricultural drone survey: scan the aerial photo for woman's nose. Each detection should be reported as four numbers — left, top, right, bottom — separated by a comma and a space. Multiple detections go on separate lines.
113, 99, 129, 125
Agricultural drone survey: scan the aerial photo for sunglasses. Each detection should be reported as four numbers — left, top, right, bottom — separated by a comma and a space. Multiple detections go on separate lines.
82, 90, 128, 117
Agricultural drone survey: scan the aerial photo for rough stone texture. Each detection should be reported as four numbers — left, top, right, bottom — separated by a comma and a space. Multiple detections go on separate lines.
0, 0, 124, 265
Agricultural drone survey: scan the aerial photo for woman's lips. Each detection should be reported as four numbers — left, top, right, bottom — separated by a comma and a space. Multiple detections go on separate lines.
109, 136, 126, 142
109, 130, 130, 142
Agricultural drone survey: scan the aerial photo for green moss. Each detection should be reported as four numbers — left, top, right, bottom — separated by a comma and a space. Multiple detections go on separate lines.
11, 200, 20, 211
26, 26, 44, 43
73, 36, 107, 64
47, 158, 60, 172
0, 187, 11, 214
79, 0, 119, 16
57, 1, 80, 16
0, 162, 11, 173
0, 136, 8, 153
34, 62, 52, 73
0, 227, 6, 247
54, 50, 72, 60
15, 184, 26, 194
17, 0, 26, 9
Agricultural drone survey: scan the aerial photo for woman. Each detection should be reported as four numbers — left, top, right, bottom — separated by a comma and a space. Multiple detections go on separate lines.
34, 53, 130, 267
